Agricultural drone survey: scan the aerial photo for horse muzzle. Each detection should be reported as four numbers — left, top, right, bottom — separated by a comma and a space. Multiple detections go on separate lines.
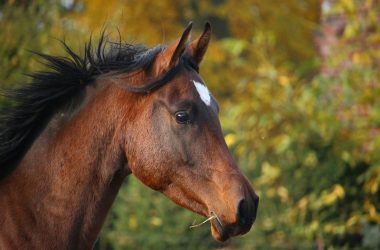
210, 193, 259, 241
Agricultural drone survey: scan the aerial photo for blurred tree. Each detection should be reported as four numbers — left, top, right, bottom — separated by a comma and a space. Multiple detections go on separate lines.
0, 0, 62, 86
223, 0, 380, 248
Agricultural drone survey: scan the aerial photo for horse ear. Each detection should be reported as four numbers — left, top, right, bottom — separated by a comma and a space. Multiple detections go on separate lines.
169, 22, 193, 67
188, 22, 211, 65
151, 22, 192, 75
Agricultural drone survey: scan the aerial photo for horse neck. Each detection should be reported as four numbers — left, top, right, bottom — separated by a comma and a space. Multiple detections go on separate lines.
0, 81, 131, 249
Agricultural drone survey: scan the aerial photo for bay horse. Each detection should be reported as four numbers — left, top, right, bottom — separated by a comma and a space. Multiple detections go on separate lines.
0, 22, 258, 249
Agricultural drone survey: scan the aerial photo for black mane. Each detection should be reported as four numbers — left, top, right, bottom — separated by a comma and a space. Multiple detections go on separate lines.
0, 33, 166, 179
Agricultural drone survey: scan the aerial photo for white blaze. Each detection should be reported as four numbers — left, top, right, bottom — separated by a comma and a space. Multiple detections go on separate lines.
193, 80, 211, 106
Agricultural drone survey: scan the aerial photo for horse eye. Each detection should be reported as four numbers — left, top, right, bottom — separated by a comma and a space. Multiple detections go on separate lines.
175, 111, 190, 124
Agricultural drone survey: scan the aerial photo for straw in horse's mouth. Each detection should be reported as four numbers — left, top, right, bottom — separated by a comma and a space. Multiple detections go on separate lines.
189, 215, 217, 228
210, 211, 224, 234
189, 211, 223, 230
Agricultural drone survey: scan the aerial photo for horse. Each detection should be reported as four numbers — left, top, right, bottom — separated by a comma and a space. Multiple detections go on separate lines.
0, 22, 259, 249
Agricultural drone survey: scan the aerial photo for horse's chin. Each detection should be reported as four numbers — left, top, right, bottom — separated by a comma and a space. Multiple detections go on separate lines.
210, 221, 231, 242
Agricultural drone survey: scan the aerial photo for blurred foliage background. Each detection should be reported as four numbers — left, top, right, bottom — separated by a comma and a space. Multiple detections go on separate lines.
1, 0, 380, 249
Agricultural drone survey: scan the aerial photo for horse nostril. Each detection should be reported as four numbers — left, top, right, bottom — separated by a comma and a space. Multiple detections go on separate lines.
237, 196, 259, 227
253, 196, 259, 222
237, 199, 248, 226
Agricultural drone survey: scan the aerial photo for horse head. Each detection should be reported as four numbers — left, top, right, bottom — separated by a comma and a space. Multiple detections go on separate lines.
121, 23, 259, 241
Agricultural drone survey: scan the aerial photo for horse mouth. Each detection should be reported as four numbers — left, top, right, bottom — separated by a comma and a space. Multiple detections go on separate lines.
210, 212, 231, 242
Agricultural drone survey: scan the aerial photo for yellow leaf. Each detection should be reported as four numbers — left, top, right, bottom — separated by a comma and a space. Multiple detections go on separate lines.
278, 75, 290, 87
224, 133, 237, 147
346, 214, 360, 227
365, 199, 380, 223
298, 197, 309, 211
321, 184, 345, 206
341, 0, 355, 12
303, 152, 317, 167
277, 186, 289, 203
333, 184, 345, 199
260, 162, 281, 185
129, 215, 138, 230
150, 216, 162, 227
364, 166, 380, 194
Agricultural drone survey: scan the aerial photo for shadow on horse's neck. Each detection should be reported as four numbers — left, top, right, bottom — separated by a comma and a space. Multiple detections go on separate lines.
0, 79, 132, 249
